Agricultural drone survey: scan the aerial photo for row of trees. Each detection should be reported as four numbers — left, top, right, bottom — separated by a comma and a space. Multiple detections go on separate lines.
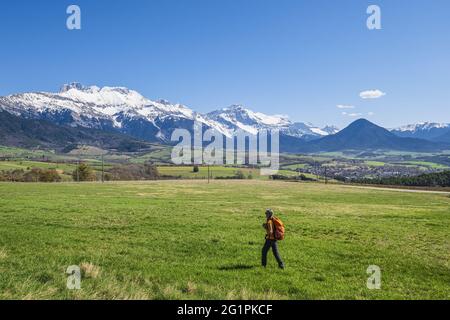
71, 162, 160, 181
106, 163, 159, 181
70, 163, 161, 181
0, 168, 61, 182
0, 163, 160, 182
349, 171, 450, 187
215, 170, 253, 180
270, 174, 316, 181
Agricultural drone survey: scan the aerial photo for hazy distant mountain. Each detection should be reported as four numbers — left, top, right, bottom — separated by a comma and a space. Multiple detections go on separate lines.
391, 122, 450, 141
435, 130, 450, 143
305, 119, 444, 152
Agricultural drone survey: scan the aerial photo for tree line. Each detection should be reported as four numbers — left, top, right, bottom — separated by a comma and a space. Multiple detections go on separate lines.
0, 163, 160, 182
0, 168, 61, 182
345, 171, 450, 187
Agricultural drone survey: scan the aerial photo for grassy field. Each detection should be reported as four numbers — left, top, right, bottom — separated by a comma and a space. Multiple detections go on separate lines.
158, 165, 257, 179
365, 161, 386, 167
0, 160, 76, 172
0, 146, 55, 158
157, 166, 303, 180
0, 160, 113, 174
0, 158, 314, 181
0, 181, 449, 300
399, 161, 450, 170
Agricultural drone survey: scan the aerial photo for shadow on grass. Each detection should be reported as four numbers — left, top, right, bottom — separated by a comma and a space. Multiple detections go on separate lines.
218, 264, 255, 271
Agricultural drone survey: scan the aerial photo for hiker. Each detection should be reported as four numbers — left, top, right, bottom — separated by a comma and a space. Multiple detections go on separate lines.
262, 209, 285, 269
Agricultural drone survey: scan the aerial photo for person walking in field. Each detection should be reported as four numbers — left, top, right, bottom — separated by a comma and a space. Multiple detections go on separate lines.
262, 209, 285, 269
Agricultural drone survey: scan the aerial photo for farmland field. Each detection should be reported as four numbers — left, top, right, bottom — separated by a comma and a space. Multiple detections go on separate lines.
0, 180, 449, 299
157, 166, 303, 180
0, 160, 76, 172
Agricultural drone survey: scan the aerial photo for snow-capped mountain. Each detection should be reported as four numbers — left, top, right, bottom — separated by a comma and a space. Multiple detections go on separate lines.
391, 122, 450, 141
207, 104, 337, 139
0, 83, 337, 145
0, 83, 230, 142
207, 105, 290, 134
1, 83, 449, 153
321, 125, 340, 135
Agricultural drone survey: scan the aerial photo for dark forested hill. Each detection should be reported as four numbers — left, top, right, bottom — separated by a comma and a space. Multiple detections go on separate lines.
0, 110, 151, 152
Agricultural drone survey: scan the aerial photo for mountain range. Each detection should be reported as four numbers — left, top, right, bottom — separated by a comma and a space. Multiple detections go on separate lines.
301, 119, 445, 153
0, 83, 449, 153
391, 122, 450, 142
0, 83, 336, 142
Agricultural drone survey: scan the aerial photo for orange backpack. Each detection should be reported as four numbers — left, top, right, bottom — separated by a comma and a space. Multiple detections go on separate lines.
272, 217, 285, 241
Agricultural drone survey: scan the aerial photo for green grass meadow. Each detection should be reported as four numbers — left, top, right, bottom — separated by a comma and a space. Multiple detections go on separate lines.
0, 180, 449, 299
157, 166, 302, 180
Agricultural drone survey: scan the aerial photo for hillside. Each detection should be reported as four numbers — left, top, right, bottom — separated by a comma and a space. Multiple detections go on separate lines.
0, 110, 152, 152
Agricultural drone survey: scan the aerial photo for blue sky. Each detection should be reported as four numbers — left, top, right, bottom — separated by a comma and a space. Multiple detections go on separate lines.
0, 0, 449, 128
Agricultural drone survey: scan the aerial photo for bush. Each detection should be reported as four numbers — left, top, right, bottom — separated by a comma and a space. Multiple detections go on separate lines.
298, 174, 315, 181
107, 163, 159, 181
0, 169, 25, 182
40, 169, 62, 182
235, 170, 246, 179
24, 168, 61, 182
193, 165, 200, 173
0, 168, 61, 182
72, 163, 96, 182
215, 170, 247, 180
270, 174, 291, 180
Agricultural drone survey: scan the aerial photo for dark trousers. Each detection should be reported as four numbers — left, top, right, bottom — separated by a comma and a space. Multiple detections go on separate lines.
262, 239, 284, 268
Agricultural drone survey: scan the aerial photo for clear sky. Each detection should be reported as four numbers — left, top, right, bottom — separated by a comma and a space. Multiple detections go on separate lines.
0, 0, 449, 128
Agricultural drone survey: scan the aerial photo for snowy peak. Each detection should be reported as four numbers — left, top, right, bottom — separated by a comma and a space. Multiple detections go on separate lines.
207, 104, 336, 138
7, 83, 198, 120
391, 122, 450, 141
0, 83, 338, 143
59, 84, 149, 109
282, 122, 337, 139
60, 82, 87, 92
215, 104, 289, 126
60, 82, 133, 95
393, 122, 450, 132
0, 83, 232, 138
321, 125, 340, 135
208, 104, 291, 135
